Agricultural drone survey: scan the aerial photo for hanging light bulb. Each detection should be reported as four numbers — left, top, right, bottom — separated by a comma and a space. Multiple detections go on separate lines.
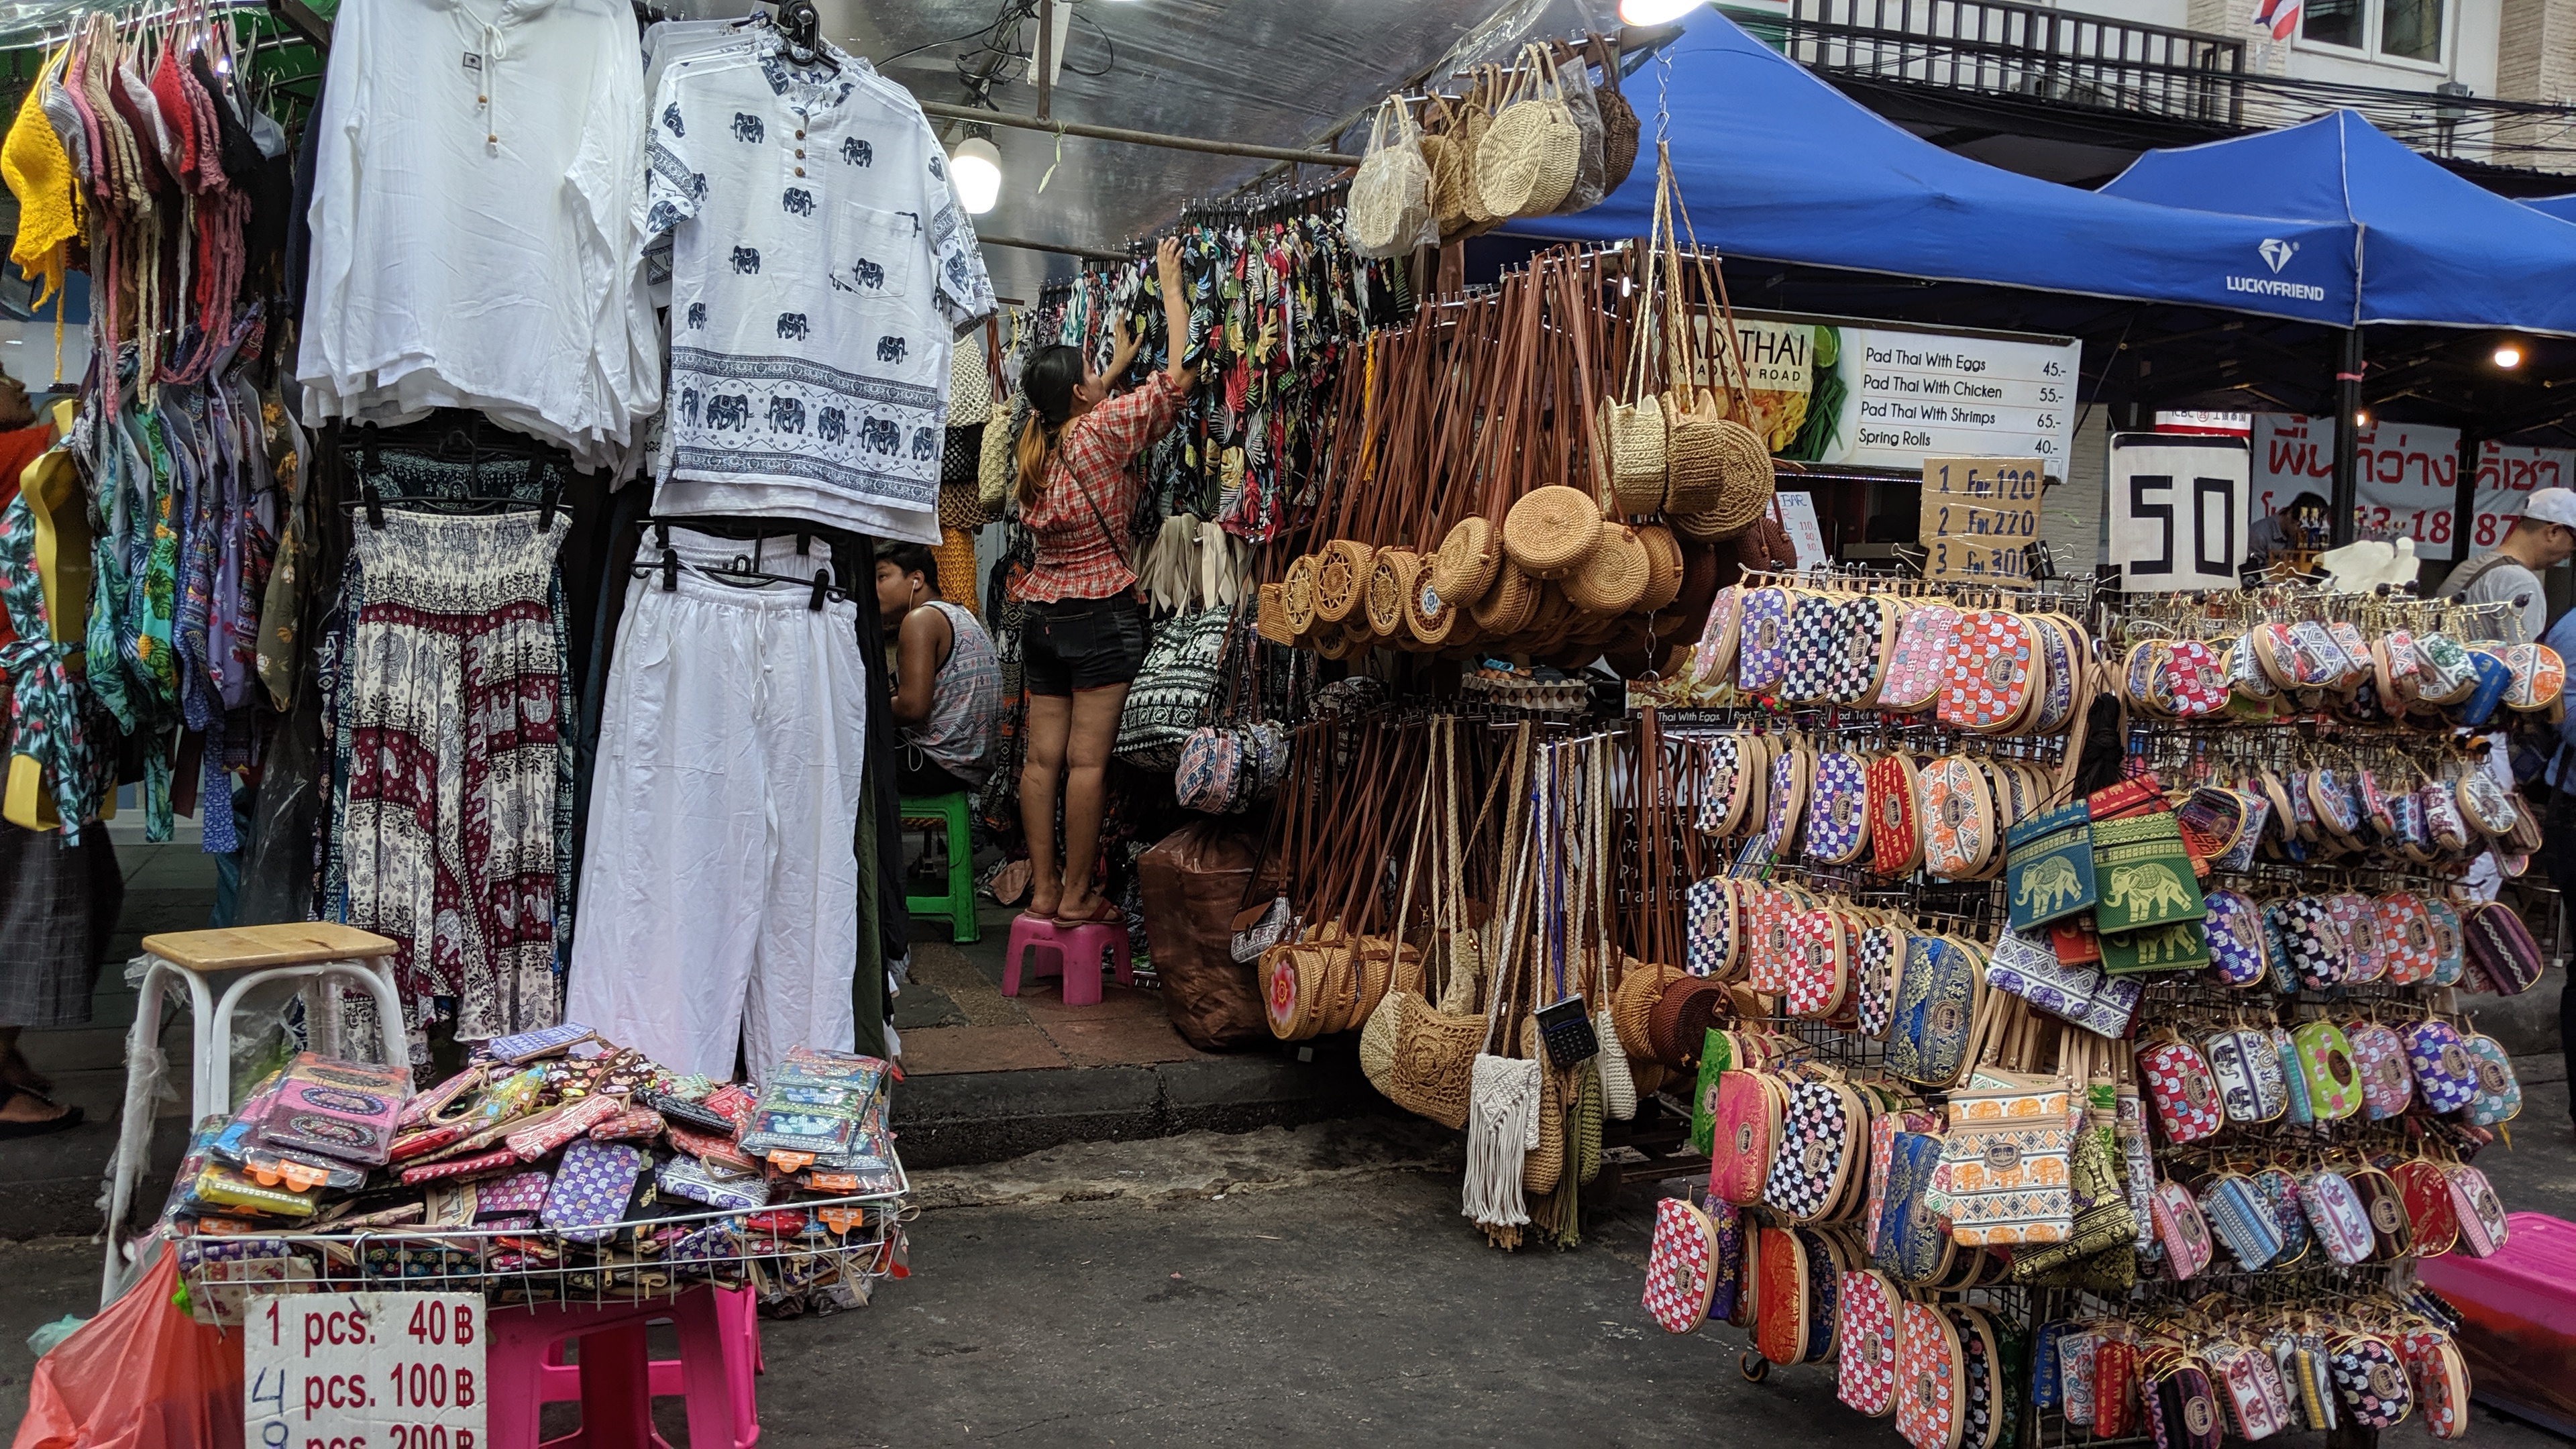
951, 135, 1003, 216
2493, 341, 2525, 369
1619, 0, 1703, 24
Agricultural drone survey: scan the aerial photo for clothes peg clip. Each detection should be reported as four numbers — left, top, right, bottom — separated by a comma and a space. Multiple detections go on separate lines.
661, 549, 679, 592
809, 570, 830, 611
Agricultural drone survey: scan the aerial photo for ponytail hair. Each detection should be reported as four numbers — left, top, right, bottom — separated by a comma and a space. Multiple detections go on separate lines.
1012, 344, 1088, 511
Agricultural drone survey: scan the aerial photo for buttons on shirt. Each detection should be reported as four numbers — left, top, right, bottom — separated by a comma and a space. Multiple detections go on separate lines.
794, 149, 804, 158
794, 166, 805, 176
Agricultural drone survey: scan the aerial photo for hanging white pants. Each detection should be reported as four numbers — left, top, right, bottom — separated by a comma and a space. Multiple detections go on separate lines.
568, 568, 868, 1080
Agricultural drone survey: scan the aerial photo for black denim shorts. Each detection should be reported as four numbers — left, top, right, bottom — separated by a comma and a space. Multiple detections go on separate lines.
1024, 596, 1146, 695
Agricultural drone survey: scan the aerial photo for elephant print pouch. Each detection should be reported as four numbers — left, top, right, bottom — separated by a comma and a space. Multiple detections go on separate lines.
1837, 1269, 1906, 1417
2089, 810, 2205, 935
2374, 892, 2438, 983
2299, 1169, 2375, 1265
1692, 586, 1746, 686
1855, 923, 1907, 1040
2137, 1035, 2223, 1144
1776, 592, 1844, 706
2447, 1164, 2509, 1256
1764, 1077, 1858, 1222
2347, 1021, 2413, 1120
2463, 1034, 2522, 1125
1643, 1196, 1720, 1333
1832, 594, 1898, 706
1940, 610, 2035, 733
1880, 603, 1959, 714
2404, 1018, 2477, 1114
1684, 876, 1739, 979
1895, 1299, 1965, 1449
1737, 586, 1793, 693
2201, 1028, 2283, 1124
2199, 890, 2267, 987
1806, 751, 1872, 866
2151, 1179, 2216, 1279
2004, 802, 2096, 931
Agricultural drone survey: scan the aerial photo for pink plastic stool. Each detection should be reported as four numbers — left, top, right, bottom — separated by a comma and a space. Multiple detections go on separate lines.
1002, 912, 1132, 1006
484, 1284, 763, 1449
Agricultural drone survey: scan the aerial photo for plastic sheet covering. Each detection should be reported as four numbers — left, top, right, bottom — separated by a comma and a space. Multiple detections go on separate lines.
11, 1244, 244, 1449
805, 0, 1618, 299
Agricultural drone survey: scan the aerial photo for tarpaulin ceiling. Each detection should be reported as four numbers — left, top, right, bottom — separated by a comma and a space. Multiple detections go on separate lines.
808, 0, 1617, 303
1500, 7, 2357, 327
2102, 111, 2576, 337
2522, 193, 2576, 223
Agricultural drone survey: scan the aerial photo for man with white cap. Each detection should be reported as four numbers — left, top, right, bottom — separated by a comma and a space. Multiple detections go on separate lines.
2432, 486, 2576, 643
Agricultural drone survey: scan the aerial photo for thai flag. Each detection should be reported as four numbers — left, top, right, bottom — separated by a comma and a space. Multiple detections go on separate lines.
2251, 0, 2300, 40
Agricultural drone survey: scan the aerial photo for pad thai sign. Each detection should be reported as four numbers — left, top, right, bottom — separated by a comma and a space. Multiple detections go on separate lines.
1695, 311, 2082, 480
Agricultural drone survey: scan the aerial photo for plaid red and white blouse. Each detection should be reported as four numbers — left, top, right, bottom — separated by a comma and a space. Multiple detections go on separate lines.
1010, 370, 1182, 604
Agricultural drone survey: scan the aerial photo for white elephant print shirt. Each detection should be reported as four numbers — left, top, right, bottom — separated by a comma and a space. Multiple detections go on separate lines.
643, 34, 995, 541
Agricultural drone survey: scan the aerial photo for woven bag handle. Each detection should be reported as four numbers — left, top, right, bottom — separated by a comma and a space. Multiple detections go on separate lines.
1554, 253, 1609, 512
1388, 748, 1437, 996
1482, 722, 1540, 1056
1670, 163, 1758, 421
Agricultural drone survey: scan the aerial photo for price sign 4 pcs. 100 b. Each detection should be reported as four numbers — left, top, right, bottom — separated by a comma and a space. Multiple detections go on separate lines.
248, 1292, 486, 1449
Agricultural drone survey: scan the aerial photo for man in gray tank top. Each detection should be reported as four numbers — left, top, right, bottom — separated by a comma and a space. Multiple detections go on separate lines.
876, 543, 1002, 798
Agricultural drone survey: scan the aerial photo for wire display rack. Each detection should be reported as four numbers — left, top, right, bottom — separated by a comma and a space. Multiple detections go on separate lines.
174, 1185, 910, 1327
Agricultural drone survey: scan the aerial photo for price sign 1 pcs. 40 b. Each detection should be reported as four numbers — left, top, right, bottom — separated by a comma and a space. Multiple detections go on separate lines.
2108, 433, 2250, 594
248, 1291, 486, 1449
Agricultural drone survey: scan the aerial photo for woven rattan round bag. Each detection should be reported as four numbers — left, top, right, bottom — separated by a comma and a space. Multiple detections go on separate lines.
1564, 523, 1652, 614
1311, 539, 1373, 623
1471, 559, 1541, 636
1504, 484, 1606, 578
1475, 46, 1581, 220
1432, 515, 1501, 609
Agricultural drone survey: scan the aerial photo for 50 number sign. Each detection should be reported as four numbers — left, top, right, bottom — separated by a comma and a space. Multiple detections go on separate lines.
2108, 433, 2250, 594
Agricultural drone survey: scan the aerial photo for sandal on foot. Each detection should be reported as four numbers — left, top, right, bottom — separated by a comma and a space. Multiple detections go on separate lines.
0, 1084, 83, 1140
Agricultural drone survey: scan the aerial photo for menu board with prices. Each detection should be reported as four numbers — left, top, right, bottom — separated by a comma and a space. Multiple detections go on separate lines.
1694, 309, 2082, 479
1917, 456, 2042, 580
248, 1292, 486, 1449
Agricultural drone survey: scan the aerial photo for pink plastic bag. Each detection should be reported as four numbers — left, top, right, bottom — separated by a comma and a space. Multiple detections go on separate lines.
13, 1244, 244, 1449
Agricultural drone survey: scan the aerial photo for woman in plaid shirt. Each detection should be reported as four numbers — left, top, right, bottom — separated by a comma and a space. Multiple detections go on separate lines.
1010, 237, 1199, 926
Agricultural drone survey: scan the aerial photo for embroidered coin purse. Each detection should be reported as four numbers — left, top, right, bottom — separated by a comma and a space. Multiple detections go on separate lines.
1921, 756, 1996, 881
2392, 1158, 2461, 1258
1778, 592, 1845, 706
2447, 1163, 2510, 1258
2152, 1178, 2216, 1279
1833, 595, 1898, 706
1870, 753, 1925, 876
541, 1139, 647, 1244
2300, 1169, 2376, 1266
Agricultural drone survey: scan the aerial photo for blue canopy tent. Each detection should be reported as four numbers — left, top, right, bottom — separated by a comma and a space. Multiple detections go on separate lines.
2100, 111, 2576, 337
2099, 110, 2576, 539
1500, 8, 2358, 324
2524, 194, 2576, 223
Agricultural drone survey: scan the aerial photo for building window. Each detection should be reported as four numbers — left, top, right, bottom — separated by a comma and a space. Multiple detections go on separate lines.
2380, 0, 2443, 59
2302, 0, 2445, 60
2303, 0, 2364, 48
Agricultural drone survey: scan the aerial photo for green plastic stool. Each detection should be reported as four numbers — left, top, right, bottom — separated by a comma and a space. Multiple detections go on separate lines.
900, 792, 979, 943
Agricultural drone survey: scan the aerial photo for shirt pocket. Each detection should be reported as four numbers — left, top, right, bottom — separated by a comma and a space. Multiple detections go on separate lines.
832, 203, 920, 303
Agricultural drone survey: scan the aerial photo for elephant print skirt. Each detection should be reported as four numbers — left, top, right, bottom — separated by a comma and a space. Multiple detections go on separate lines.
340, 511, 570, 1055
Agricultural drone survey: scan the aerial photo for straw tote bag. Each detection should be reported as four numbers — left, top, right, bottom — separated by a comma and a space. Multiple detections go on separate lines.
1477, 46, 1582, 219
1601, 193, 1670, 515
1591, 34, 1640, 192
1668, 174, 1778, 539
1348, 95, 1437, 259
1551, 37, 1609, 215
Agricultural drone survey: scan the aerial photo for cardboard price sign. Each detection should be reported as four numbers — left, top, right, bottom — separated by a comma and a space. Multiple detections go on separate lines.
1918, 455, 2041, 580
248, 1292, 487, 1449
